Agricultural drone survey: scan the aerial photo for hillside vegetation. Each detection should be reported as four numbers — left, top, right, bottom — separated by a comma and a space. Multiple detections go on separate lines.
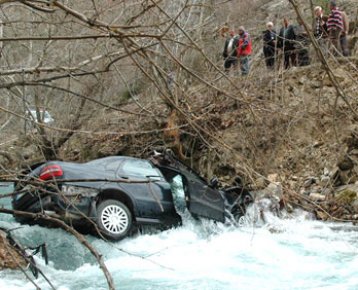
0, 0, 358, 221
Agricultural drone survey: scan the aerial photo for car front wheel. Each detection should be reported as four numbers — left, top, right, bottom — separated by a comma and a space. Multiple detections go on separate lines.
96, 199, 132, 240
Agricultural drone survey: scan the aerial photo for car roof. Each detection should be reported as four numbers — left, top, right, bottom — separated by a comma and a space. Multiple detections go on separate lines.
85, 156, 142, 164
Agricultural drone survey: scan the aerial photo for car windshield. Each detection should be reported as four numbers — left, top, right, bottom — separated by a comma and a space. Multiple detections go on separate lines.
121, 159, 162, 178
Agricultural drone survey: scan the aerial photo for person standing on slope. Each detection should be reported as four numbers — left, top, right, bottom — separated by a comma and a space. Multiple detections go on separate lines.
237, 26, 252, 75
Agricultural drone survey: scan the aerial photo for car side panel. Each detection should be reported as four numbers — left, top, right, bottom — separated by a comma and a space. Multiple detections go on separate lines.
117, 181, 177, 219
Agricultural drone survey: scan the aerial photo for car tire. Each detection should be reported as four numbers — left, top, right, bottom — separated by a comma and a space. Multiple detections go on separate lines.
96, 199, 132, 241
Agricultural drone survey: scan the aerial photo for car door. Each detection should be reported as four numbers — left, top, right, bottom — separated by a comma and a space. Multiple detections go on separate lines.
182, 173, 225, 222
117, 158, 174, 217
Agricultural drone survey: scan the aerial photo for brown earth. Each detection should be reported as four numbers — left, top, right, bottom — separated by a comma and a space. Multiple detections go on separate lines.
0, 230, 27, 270
1, 0, 358, 272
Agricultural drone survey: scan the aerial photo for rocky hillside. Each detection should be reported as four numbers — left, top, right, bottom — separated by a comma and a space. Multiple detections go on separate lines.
1, 0, 358, 221
1, 0, 358, 275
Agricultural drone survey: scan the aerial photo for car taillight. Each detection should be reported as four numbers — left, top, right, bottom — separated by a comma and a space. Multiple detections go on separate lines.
39, 165, 63, 180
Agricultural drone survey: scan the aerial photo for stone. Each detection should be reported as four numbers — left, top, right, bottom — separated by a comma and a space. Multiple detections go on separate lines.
334, 189, 357, 206
309, 193, 326, 201
321, 175, 330, 184
313, 141, 323, 147
353, 199, 358, 213
253, 181, 283, 202
285, 203, 294, 213
321, 188, 333, 197
267, 173, 278, 183
311, 185, 322, 193
339, 170, 351, 185
337, 156, 354, 171
303, 177, 317, 188
300, 188, 310, 195
266, 182, 283, 200
316, 211, 328, 220
330, 166, 340, 177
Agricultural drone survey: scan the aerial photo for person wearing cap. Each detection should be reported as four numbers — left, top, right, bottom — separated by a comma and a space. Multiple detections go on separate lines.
262, 21, 277, 69
237, 26, 252, 75
222, 30, 239, 72
327, 0, 344, 55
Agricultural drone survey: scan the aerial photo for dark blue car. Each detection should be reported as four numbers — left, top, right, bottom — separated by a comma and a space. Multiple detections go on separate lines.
12, 150, 253, 240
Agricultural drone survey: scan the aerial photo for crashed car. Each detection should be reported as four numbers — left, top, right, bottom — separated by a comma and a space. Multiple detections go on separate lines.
12, 150, 253, 240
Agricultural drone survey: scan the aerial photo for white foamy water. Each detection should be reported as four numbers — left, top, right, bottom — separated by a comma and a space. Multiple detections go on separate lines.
0, 212, 357, 290
1, 184, 358, 290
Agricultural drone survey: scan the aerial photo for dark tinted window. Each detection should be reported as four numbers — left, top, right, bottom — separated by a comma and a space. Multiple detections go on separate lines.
121, 159, 162, 178
87, 157, 123, 171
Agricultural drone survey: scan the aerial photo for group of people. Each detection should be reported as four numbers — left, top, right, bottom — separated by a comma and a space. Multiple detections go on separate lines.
315, 1, 350, 57
263, 17, 311, 70
263, 0, 350, 70
222, 26, 252, 75
223, 0, 351, 74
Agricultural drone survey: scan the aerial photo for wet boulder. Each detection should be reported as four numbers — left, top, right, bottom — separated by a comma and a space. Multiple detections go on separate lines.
334, 184, 358, 211
250, 178, 284, 224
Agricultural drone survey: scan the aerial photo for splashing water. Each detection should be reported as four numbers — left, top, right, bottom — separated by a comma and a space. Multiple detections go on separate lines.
1, 184, 358, 290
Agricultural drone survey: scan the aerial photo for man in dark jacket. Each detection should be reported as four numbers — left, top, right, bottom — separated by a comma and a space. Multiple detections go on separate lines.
278, 17, 297, 69
222, 31, 239, 72
262, 21, 277, 69
295, 18, 310, 66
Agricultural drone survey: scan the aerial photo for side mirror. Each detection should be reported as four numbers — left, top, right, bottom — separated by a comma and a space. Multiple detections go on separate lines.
209, 176, 219, 188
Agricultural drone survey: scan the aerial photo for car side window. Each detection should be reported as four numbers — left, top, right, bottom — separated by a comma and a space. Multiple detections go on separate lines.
121, 159, 162, 178
104, 159, 123, 172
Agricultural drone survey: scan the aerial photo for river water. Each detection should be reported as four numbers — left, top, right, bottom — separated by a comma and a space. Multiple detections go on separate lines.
1, 183, 358, 290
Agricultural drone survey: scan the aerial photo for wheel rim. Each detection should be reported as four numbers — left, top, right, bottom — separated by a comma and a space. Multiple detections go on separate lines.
100, 204, 129, 234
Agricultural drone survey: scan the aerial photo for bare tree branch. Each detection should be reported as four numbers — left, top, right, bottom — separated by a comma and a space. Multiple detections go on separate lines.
0, 208, 115, 290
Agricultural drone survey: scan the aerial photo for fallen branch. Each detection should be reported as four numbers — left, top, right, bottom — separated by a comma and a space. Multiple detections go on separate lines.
0, 208, 115, 290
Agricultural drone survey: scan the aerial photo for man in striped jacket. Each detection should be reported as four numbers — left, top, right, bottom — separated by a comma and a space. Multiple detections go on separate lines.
327, 0, 344, 55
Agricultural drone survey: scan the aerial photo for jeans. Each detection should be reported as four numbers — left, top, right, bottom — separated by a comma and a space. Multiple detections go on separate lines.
317, 38, 329, 57
240, 56, 250, 75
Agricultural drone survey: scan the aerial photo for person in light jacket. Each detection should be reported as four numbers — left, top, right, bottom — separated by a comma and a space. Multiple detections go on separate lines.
222, 31, 239, 72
